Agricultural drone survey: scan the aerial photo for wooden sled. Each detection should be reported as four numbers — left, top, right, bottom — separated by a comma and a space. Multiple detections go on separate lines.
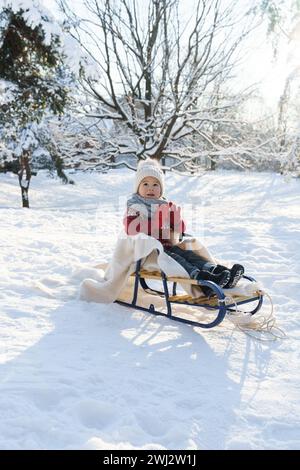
115, 259, 264, 329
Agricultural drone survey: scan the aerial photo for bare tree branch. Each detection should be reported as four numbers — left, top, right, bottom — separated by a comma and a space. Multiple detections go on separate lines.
58, 0, 261, 164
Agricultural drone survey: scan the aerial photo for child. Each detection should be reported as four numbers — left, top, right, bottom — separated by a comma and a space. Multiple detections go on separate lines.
123, 158, 244, 295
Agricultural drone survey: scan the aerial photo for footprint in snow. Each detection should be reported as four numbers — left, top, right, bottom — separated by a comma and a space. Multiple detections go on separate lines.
135, 411, 170, 437
77, 400, 117, 429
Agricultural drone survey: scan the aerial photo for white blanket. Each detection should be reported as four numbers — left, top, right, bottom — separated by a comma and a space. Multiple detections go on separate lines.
80, 233, 217, 303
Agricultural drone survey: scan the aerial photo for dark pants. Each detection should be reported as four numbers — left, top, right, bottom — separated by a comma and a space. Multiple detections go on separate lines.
165, 246, 216, 278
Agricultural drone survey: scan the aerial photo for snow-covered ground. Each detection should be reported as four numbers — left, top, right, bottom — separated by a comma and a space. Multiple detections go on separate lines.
0, 169, 300, 450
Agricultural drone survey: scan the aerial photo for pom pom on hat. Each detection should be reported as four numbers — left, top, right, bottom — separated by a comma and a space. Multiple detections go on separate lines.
134, 158, 164, 195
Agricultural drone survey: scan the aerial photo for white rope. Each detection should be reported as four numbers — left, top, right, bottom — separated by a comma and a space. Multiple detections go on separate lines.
225, 290, 286, 341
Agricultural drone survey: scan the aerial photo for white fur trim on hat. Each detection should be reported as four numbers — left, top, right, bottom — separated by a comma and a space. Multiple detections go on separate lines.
134, 158, 165, 195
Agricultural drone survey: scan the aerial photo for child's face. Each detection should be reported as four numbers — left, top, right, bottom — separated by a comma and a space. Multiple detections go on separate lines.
138, 176, 161, 199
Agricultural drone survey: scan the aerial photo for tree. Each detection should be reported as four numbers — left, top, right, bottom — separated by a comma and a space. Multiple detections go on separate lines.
260, 0, 300, 174
0, 2, 72, 206
18, 148, 31, 208
58, 0, 259, 168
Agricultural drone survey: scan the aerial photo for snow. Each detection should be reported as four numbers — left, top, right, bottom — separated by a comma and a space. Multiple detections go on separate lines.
0, 79, 17, 105
3, 1, 60, 42
1, 0, 83, 75
0, 168, 300, 450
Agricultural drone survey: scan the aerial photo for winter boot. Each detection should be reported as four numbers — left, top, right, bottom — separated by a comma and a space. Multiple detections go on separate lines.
225, 264, 245, 288
195, 269, 231, 297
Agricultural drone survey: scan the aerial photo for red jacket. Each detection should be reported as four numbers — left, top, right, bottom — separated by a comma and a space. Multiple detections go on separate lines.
123, 202, 186, 248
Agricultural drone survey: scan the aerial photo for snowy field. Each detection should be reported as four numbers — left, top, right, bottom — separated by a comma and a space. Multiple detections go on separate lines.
0, 168, 300, 450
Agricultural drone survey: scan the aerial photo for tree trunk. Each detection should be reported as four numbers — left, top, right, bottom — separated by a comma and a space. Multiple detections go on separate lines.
18, 154, 31, 208
161, 155, 166, 174
277, 78, 290, 153
49, 146, 74, 184
210, 157, 217, 171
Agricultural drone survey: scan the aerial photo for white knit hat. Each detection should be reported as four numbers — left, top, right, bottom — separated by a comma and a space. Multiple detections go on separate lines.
134, 158, 165, 195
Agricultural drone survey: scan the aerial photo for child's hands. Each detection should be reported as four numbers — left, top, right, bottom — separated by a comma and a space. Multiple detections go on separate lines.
152, 204, 170, 232
168, 202, 184, 232
151, 202, 185, 239
168, 202, 181, 229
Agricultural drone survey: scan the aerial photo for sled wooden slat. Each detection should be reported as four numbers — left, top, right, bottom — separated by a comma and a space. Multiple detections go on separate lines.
134, 269, 199, 285
168, 293, 261, 306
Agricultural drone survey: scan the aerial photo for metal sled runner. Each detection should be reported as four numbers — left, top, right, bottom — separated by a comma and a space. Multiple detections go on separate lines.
115, 259, 264, 329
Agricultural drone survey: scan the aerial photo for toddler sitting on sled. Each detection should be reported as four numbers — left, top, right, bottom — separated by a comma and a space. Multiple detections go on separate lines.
123, 158, 244, 296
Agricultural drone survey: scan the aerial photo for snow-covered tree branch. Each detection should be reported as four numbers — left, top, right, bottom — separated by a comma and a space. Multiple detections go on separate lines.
58, 0, 260, 165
